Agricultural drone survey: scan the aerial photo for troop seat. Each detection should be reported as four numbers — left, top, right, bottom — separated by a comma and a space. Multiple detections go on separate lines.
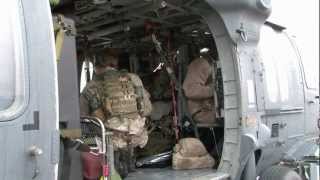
190, 116, 224, 139
178, 89, 223, 139
195, 118, 224, 128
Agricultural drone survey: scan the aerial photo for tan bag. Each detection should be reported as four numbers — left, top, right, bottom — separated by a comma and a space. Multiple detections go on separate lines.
175, 138, 208, 157
172, 138, 215, 170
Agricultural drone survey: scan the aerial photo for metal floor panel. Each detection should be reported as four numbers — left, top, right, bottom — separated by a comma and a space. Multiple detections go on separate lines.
125, 168, 218, 180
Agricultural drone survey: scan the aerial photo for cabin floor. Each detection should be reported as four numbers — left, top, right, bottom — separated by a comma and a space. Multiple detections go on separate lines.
125, 168, 226, 180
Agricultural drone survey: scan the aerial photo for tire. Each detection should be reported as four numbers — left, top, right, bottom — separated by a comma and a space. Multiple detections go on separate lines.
260, 165, 302, 180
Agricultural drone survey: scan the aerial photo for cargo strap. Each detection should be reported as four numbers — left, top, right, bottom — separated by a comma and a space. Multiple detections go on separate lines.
53, 15, 65, 62
53, 14, 75, 62
50, 0, 60, 7
55, 28, 65, 62
60, 128, 82, 139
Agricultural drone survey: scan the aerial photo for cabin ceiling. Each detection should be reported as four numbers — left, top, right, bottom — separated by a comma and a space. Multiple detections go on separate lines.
71, 0, 212, 50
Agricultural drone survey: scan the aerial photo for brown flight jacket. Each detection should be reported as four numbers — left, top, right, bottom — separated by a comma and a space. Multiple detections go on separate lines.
182, 57, 216, 123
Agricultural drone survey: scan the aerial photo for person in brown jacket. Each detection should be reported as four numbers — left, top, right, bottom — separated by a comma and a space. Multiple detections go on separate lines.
183, 57, 216, 124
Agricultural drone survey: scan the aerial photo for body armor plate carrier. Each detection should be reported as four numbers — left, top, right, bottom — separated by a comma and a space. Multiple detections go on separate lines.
101, 71, 143, 118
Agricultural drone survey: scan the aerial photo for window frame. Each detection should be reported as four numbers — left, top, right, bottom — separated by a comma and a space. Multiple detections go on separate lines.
0, 0, 29, 121
285, 33, 318, 90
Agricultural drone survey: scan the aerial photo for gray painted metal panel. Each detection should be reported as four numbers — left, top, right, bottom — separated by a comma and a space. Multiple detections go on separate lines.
22, 0, 59, 178
201, 11, 242, 179
0, 0, 59, 180
125, 168, 223, 180
56, 17, 83, 180
57, 17, 80, 129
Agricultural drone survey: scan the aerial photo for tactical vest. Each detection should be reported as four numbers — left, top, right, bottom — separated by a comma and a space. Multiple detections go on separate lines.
100, 70, 143, 118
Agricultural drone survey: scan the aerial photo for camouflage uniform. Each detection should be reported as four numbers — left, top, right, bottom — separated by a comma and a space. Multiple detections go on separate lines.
81, 68, 152, 150
151, 71, 171, 100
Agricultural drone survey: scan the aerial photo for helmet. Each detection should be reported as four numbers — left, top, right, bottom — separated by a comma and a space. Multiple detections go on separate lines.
95, 48, 120, 68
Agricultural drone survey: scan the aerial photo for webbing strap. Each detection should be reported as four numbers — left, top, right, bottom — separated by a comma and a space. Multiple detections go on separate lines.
55, 25, 65, 62
50, 0, 60, 7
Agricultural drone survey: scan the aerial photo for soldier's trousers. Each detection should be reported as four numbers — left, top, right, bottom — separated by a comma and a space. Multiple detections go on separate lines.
114, 145, 136, 178
194, 110, 216, 124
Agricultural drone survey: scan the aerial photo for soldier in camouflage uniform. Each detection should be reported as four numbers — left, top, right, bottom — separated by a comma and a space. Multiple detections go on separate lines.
80, 49, 152, 177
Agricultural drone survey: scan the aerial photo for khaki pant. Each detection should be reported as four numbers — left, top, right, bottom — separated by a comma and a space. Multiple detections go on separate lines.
112, 128, 148, 150
194, 110, 216, 124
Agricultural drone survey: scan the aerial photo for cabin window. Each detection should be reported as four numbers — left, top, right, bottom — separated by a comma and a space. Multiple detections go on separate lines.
0, 26, 15, 110
80, 61, 94, 92
259, 25, 304, 108
0, 3, 17, 110
302, 61, 318, 89
259, 27, 280, 105
274, 32, 302, 106
0, 0, 27, 118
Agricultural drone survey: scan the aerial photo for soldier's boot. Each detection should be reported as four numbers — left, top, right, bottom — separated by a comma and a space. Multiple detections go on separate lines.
114, 150, 129, 178
127, 145, 136, 173
129, 149, 137, 172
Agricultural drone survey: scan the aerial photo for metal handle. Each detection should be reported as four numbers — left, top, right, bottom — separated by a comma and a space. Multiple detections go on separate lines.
28, 146, 43, 179
236, 24, 248, 42
279, 122, 287, 129
29, 146, 43, 156
308, 100, 315, 104
276, 139, 285, 146
81, 116, 106, 154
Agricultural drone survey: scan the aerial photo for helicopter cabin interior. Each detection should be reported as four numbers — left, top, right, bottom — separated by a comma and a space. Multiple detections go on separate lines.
53, 0, 234, 179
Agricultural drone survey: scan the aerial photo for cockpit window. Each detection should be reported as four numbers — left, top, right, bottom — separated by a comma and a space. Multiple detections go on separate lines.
0, 0, 27, 118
